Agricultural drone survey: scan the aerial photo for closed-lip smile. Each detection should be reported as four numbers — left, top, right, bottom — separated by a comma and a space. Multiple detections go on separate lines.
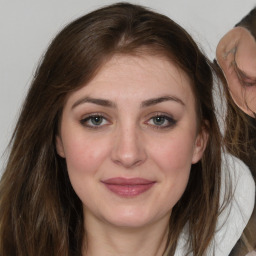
101, 177, 156, 197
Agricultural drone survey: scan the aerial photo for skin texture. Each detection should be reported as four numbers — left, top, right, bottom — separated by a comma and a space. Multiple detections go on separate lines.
56, 54, 208, 256
216, 27, 256, 117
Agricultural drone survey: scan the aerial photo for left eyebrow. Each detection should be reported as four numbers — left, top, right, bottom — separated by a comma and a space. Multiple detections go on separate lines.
71, 97, 116, 109
141, 96, 185, 108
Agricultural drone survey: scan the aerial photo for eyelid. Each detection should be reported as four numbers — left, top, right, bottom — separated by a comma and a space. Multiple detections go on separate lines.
144, 112, 177, 129
234, 61, 256, 87
80, 113, 111, 129
79, 112, 177, 130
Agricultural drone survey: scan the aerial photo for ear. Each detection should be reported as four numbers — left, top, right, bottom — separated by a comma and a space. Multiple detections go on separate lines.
192, 128, 209, 164
56, 135, 66, 158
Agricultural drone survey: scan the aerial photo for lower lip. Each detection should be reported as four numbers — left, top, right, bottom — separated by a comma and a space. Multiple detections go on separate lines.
103, 183, 155, 197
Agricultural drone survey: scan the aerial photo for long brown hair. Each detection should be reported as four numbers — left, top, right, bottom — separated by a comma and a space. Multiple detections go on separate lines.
223, 7, 256, 255
0, 3, 223, 255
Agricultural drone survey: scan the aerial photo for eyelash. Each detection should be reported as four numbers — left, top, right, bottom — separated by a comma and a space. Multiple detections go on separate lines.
145, 114, 177, 129
80, 114, 110, 129
234, 61, 256, 87
80, 113, 177, 130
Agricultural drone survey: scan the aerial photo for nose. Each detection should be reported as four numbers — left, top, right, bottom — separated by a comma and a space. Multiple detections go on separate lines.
111, 125, 147, 168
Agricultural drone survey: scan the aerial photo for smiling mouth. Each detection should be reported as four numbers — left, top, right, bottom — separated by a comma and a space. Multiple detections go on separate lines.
101, 177, 156, 197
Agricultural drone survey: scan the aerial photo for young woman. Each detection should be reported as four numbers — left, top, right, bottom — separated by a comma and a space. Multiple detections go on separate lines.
0, 3, 254, 256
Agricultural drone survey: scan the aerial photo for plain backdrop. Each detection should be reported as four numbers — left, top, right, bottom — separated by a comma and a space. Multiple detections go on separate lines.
0, 0, 255, 174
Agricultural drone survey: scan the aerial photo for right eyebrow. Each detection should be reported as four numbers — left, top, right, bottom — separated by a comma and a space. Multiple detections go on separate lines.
71, 97, 116, 109
141, 95, 185, 108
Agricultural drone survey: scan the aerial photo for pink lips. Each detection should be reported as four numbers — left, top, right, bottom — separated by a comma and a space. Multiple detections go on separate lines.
101, 177, 156, 197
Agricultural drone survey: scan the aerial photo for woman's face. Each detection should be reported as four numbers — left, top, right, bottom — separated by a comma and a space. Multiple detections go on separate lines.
56, 54, 207, 229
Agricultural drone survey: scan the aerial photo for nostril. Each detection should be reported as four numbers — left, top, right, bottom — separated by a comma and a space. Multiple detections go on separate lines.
112, 153, 144, 168
111, 143, 147, 168
110, 127, 147, 168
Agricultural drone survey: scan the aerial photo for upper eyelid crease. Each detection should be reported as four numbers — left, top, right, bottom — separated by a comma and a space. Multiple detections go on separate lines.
72, 95, 185, 109
234, 62, 256, 86
81, 113, 109, 122
146, 116, 177, 129
80, 113, 176, 129
80, 115, 110, 127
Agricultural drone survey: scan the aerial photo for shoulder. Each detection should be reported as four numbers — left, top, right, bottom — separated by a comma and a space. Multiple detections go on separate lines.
246, 251, 256, 256
211, 153, 255, 255
174, 153, 255, 256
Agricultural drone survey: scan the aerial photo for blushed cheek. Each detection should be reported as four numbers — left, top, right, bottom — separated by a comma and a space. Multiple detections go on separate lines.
64, 137, 111, 176
153, 139, 194, 173
163, 143, 192, 205
64, 147, 100, 198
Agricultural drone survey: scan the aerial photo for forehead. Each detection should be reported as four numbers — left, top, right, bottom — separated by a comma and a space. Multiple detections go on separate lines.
65, 54, 195, 107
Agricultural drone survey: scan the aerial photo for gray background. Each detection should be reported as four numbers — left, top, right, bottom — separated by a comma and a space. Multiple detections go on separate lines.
1, 0, 256, 174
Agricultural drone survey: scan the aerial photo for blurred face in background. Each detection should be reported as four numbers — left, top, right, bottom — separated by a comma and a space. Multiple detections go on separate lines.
217, 27, 256, 117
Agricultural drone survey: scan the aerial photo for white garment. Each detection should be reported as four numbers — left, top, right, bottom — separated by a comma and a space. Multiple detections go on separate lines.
173, 153, 255, 256
246, 251, 256, 256
166, 80, 255, 255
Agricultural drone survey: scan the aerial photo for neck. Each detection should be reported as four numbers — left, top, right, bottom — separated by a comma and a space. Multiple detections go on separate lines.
82, 210, 170, 256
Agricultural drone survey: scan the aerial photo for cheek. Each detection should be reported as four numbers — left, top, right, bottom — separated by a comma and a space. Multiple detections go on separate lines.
156, 140, 192, 187
62, 132, 111, 177
150, 132, 196, 174
62, 133, 112, 204
147, 131, 195, 206
146, 141, 192, 217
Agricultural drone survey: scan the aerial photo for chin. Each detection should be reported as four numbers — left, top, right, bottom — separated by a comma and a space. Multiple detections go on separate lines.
102, 206, 164, 229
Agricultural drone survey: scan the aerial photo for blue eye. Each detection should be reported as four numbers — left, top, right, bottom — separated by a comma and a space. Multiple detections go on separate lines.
80, 115, 109, 128
147, 115, 176, 129
152, 116, 167, 125
90, 116, 104, 125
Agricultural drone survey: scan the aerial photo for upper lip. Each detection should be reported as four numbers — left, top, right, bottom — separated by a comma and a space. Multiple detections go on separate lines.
101, 177, 155, 185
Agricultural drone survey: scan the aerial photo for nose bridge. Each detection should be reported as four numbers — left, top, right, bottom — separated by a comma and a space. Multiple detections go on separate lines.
111, 120, 146, 168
